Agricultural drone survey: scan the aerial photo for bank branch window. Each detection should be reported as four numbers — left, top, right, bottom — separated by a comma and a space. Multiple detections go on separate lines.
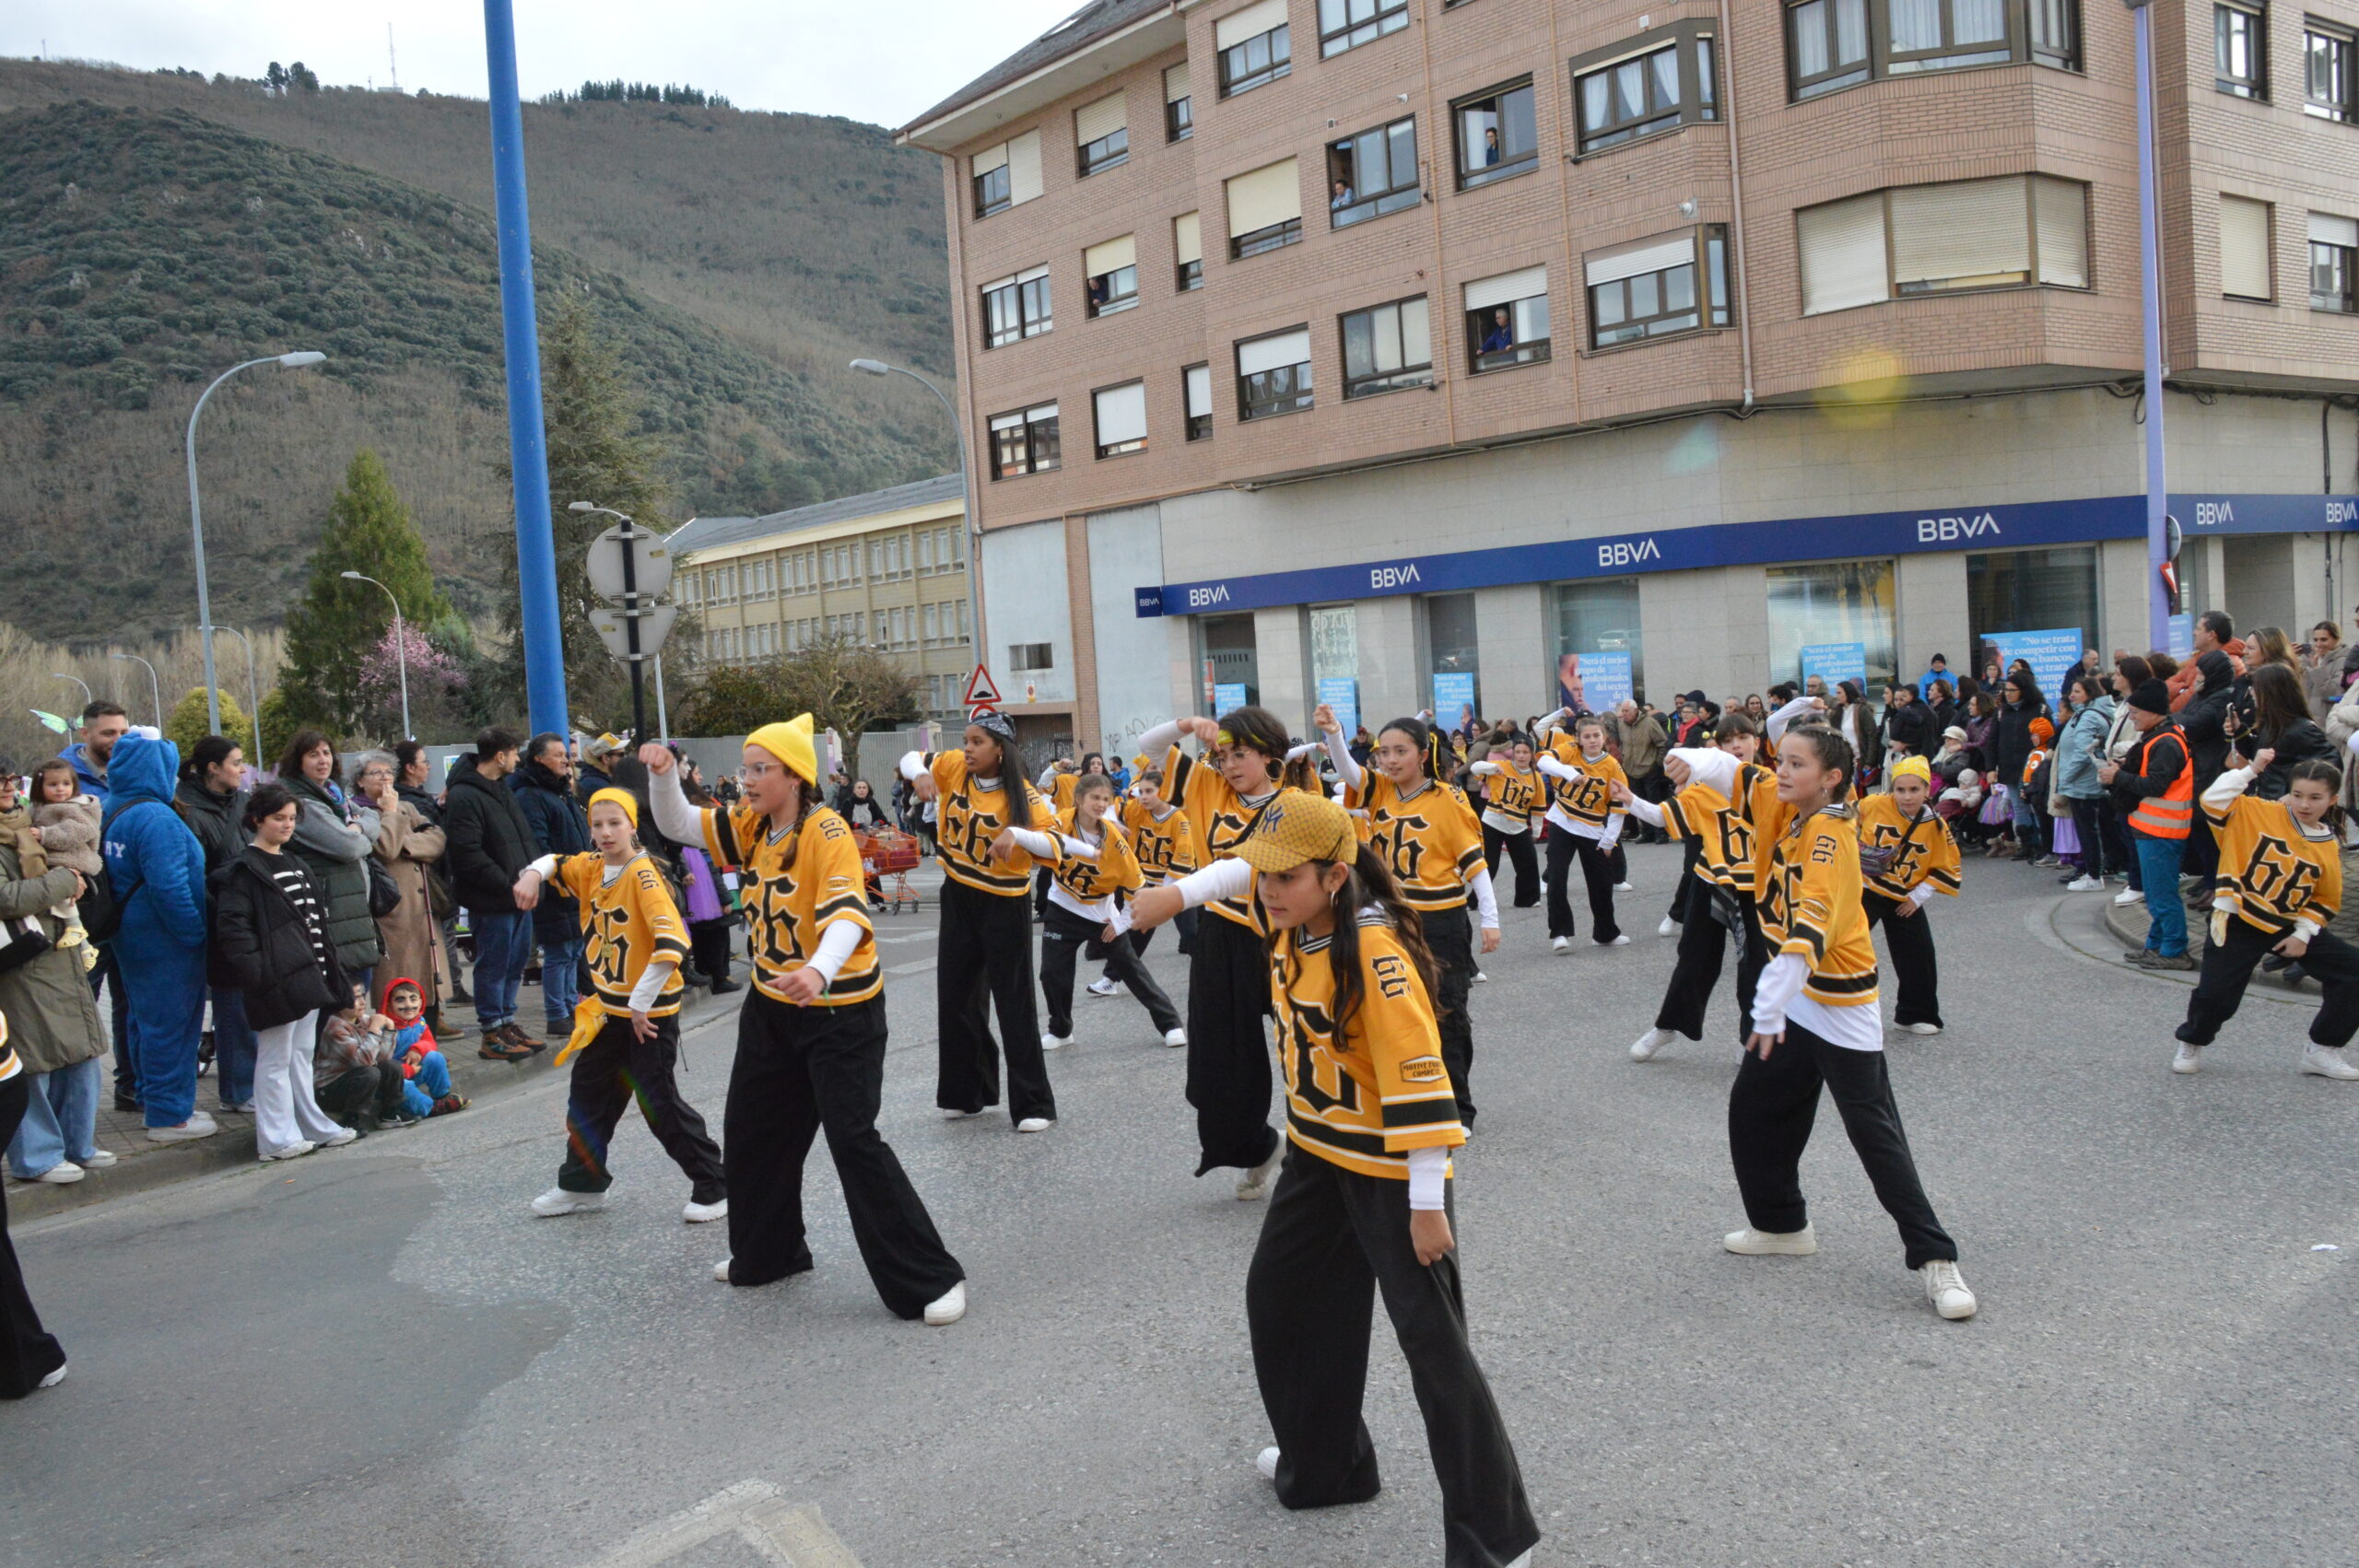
1766, 560, 1897, 693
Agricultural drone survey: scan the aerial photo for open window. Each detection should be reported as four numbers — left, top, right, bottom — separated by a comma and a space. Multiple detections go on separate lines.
1327, 115, 1420, 228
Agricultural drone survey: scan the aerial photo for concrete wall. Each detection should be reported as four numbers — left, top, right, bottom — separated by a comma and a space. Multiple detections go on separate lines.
1085, 503, 1171, 761
980, 517, 1074, 702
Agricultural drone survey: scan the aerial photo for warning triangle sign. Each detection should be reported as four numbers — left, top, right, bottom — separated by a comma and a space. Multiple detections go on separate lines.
963, 662, 1003, 710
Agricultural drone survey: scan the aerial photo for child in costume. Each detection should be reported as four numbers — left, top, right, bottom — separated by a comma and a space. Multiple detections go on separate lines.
380, 977, 468, 1118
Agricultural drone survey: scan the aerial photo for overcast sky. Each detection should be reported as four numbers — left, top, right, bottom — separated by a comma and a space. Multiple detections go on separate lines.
4, 0, 1085, 128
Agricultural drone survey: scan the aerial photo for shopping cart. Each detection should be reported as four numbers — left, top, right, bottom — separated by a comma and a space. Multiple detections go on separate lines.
856, 826, 922, 916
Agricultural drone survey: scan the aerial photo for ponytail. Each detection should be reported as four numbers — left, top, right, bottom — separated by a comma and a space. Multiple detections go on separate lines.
1279, 749, 1322, 795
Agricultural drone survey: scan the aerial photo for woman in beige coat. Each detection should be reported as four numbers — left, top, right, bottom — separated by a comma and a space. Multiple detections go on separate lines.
348, 753, 455, 1036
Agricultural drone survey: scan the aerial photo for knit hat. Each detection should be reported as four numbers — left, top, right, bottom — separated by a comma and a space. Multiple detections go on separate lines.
1890, 755, 1933, 784
587, 787, 640, 826
2129, 678, 2171, 715
1683, 690, 1708, 706
746, 714, 818, 785
1942, 725, 1967, 742
1234, 792, 1356, 872
2028, 717, 2055, 743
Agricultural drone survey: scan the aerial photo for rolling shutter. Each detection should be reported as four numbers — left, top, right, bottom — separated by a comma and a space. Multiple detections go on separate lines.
2220, 195, 2273, 298
2033, 177, 2088, 287
1890, 176, 2030, 288
1798, 192, 1889, 313
1076, 92, 1127, 146
1185, 364, 1213, 416
1226, 158, 1301, 236
1166, 61, 1192, 101
1095, 382, 1148, 446
1085, 235, 1137, 275
2309, 211, 2358, 249
973, 141, 1009, 177
1007, 130, 1044, 205
1238, 328, 1312, 375
1463, 265, 1547, 312
1585, 233, 1695, 287
1174, 211, 1203, 266
1215, 0, 1290, 49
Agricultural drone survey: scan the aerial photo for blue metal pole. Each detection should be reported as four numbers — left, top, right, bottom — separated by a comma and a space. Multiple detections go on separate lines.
483, 0, 569, 736
2132, 0, 2172, 651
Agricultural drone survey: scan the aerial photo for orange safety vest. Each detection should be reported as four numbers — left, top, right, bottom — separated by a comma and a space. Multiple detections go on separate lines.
2126, 725, 2194, 839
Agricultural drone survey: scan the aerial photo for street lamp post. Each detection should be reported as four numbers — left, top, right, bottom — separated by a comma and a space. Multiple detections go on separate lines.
187, 351, 326, 733
850, 358, 984, 708
341, 571, 412, 741
212, 625, 266, 763
50, 673, 91, 711
111, 652, 161, 728
2124, 0, 2173, 651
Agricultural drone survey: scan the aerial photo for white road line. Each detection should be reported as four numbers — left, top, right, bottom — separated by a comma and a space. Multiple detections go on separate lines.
886, 958, 938, 975
585, 1479, 862, 1568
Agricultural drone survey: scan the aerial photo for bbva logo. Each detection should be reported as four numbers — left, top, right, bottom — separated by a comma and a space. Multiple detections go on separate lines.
1370, 562, 1423, 590
1597, 539, 1661, 568
1185, 584, 1232, 608
1915, 512, 2001, 542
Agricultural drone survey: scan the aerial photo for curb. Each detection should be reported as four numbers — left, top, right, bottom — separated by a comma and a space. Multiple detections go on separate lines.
2102, 885, 2324, 993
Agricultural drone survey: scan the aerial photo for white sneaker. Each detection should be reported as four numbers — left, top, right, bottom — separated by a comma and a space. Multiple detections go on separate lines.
147, 1119, 218, 1144
1086, 977, 1119, 998
1904, 1022, 1942, 1036
1472, 970, 1487, 983
712, 1258, 734, 1282
1162, 1027, 1189, 1047
683, 1197, 728, 1223
185, 1111, 218, 1133
2300, 1044, 2359, 1080
1614, 881, 1636, 892
2171, 1042, 2201, 1074
940, 1106, 982, 1119
2113, 886, 2144, 907
1919, 1258, 1978, 1319
36, 1362, 65, 1389
1630, 1026, 1675, 1062
1040, 1031, 1073, 1051
1724, 1223, 1818, 1256
1596, 933, 1631, 947
923, 1281, 968, 1325
1237, 1143, 1284, 1200
1015, 1117, 1054, 1133
1659, 915, 1681, 936
2066, 874, 2103, 892
1255, 1445, 1280, 1481
33, 1162, 83, 1185
79, 1149, 117, 1168
257, 1141, 315, 1163
1550, 936, 1570, 954
531, 1187, 605, 1217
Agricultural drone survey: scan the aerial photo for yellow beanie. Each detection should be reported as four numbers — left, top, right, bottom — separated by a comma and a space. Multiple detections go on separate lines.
1889, 755, 1933, 784
587, 787, 639, 825
746, 713, 818, 786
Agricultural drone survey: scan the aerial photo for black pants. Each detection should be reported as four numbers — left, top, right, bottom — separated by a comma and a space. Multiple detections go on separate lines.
689, 918, 736, 988
1668, 837, 1703, 919
1863, 891, 1942, 1029
1247, 1147, 1539, 1568
936, 876, 1054, 1124
1543, 829, 1622, 942
1039, 903, 1181, 1037
722, 991, 964, 1315
1186, 911, 1281, 1176
0, 1076, 66, 1398
1728, 1020, 1958, 1269
557, 1012, 726, 1204
1653, 881, 1766, 1043
2178, 918, 2359, 1048
1133, 904, 1199, 960
318, 1063, 408, 1129
1480, 825, 1540, 907
1419, 907, 1478, 1129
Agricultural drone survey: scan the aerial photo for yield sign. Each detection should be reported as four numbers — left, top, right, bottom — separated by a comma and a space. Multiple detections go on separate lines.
963, 663, 1003, 710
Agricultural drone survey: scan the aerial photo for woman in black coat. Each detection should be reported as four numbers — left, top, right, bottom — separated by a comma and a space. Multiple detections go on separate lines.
1990, 674, 2049, 856
210, 784, 357, 1163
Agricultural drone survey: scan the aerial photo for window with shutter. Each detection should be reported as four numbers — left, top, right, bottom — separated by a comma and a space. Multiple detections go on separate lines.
1165, 62, 1194, 140
1184, 363, 1214, 440
1174, 211, 1203, 290
1084, 234, 1139, 316
1237, 328, 1314, 419
2221, 194, 2274, 299
1216, 0, 1292, 95
1890, 177, 2031, 292
1076, 93, 1129, 176
1798, 193, 1891, 313
1463, 266, 1551, 370
1340, 295, 1432, 397
1226, 158, 1303, 257
1007, 131, 1044, 205
2033, 177, 2086, 287
1094, 381, 1150, 458
971, 141, 1012, 216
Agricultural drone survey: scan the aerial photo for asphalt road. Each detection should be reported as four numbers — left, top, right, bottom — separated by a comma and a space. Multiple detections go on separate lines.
3, 844, 2353, 1568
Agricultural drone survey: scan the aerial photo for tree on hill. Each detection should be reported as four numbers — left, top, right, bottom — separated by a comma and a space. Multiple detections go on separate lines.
280, 450, 452, 736
164, 685, 251, 758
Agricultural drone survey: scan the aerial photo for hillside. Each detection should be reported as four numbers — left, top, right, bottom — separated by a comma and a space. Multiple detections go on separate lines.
0, 62, 958, 642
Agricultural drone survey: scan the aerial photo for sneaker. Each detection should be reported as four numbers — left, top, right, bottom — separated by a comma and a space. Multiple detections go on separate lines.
1472, 970, 1488, 983
147, 1119, 218, 1144
683, 1197, 729, 1223
1015, 1117, 1054, 1133
36, 1362, 65, 1390
2300, 1044, 2359, 1081
1904, 1022, 1942, 1036
1237, 1144, 1284, 1200
430, 1094, 470, 1116
216, 1101, 252, 1117
1550, 936, 1571, 954
2066, 874, 2103, 892
1255, 1445, 1280, 1482
1596, 933, 1631, 947
2124, 947, 2153, 963
318, 1127, 360, 1148
1086, 977, 1120, 998
1658, 915, 1680, 937
33, 1162, 83, 1185
712, 1258, 734, 1282
377, 1111, 423, 1130
940, 1106, 983, 1120
2032, 855, 2061, 869
1630, 1026, 1675, 1062
478, 1035, 531, 1062
923, 1281, 968, 1326
2113, 887, 2145, 906
530, 1188, 605, 1217
1039, 1032, 1073, 1052
1614, 881, 1636, 892
258, 1140, 316, 1162
78, 1149, 117, 1168
1724, 1223, 1818, 1256
2137, 950, 2198, 972
1919, 1258, 1978, 1319
2171, 1041, 2201, 1074
1162, 1027, 1189, 1047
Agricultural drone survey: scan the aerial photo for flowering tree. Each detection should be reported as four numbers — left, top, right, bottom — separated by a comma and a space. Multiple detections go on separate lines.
355, 625, 469, 743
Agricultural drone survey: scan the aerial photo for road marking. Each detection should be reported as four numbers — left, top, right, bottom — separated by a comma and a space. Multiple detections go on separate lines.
586, 1479, 862, 1568
886, 958, 937, 975
873, 931, 937, 944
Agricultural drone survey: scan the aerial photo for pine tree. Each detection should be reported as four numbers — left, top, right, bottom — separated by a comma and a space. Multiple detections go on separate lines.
280, 450, 452, 735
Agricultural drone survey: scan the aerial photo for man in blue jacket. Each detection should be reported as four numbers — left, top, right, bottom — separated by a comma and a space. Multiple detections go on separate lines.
100, 733, 215, 1141
62, 702, 134, 1106
511, 732, 592, 1041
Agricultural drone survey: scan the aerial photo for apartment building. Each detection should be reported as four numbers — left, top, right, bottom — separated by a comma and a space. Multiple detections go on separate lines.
899, 0, 2359, 755
669, 474, 978, 722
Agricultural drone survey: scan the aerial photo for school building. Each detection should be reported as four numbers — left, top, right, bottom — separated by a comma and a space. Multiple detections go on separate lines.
899, 0, 2359, 756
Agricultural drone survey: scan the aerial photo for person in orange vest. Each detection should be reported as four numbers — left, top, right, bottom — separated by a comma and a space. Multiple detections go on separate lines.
2100, 679, 2196, 970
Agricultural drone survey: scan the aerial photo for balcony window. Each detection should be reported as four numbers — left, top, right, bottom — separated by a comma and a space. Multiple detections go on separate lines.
1586, 228, 1731, 347
1094, 380, 1149, 458
980, 265, 1051, 347
1184, 363, 1215, 440
1237, 327, 1313, 420
1462, 266, 1551, 371
2307, 20, 2355, 120
1575, 28, 1719, 155
1340, 295, 1432, 398
1787, 0, 2077, 99
1085, 235, 1140, 317
1798, 175, 2088, 314
1327, 115, 1420, 228
1216, 1, 1292, 96
1167, 62, 1195, 140
1453, 79, 1538, 189
987, 403, 1060, 478
2217, 2, 2267, 98
1320, 0, 1409, 57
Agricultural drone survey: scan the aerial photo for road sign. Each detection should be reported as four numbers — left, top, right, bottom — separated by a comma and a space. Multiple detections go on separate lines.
585, 524, 674, 603
589, 603, 678, 661
964, 663, 1003, 709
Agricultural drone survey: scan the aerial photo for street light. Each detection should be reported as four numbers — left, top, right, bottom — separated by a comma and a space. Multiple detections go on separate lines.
50, 673, 91, 710
340, 570, 411, 741
850, 357, 984, 708
212, 625, 266, 764
111, 652, 161, 728
188, 349, 327, 733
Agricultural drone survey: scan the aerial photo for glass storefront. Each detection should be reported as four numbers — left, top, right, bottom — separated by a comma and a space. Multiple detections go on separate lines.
1967, 545, 2099, 670
1199, 613, 1259, 711
1425, 592, 1481, 720
1551, 577, 1645, 710
1766, 560, 1897, 692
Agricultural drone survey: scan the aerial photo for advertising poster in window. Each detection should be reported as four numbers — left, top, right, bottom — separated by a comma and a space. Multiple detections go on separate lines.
1432, 672, 1477, 733
1986, 627, 2083, 697
1316, 676, 1360, 742
1799, 641, 1868, 691
1574, 651, 1634, 712
1214, 683, 1250, 714
2166, 613, 2195, 659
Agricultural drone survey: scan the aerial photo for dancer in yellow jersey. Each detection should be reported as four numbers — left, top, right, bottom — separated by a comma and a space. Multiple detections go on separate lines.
1532, 713, 1629, 951
1466, 733, 1543, 910
1856, 755, 1963, 1036
647, 723, 966, 1324
1725, 725, 1977, 1321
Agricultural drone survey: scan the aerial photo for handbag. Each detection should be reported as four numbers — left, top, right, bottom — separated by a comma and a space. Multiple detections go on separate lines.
0, 913, 52, 976
77, 862, 123, 944
367, 857, 403, 919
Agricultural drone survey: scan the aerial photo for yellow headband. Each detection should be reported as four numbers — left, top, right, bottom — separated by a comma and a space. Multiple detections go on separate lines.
588, 787, 640, 826
1889, 756, 1933, 784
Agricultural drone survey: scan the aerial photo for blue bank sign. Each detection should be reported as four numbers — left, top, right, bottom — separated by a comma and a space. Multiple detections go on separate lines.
1134, 491, 2358, 616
